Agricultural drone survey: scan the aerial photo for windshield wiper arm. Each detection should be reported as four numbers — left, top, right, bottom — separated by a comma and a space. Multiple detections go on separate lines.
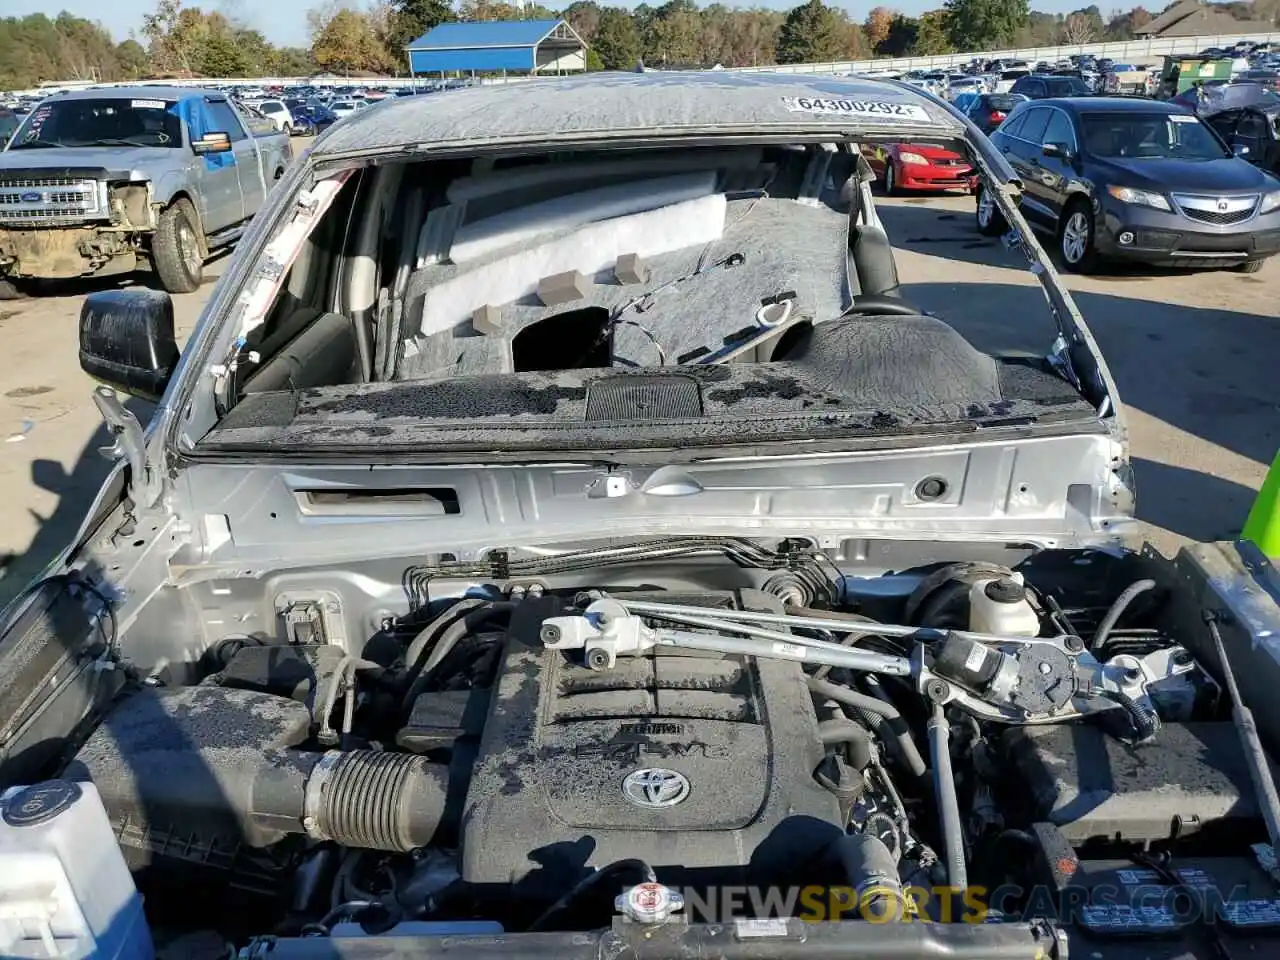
10, 138, 64, 149
85, 138, 157, 148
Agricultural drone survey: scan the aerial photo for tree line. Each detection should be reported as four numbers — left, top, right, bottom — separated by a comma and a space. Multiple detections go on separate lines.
2, 0, 1277, 90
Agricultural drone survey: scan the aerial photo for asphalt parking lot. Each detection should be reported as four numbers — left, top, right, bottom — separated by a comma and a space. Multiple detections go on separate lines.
0, 190, 1275, 604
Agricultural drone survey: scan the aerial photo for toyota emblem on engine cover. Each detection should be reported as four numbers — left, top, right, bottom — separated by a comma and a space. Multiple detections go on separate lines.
622, 768, 690, 808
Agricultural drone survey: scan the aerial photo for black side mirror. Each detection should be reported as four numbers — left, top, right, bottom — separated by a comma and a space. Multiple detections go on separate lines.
79, 290, 179, 402
1043, 141, 1075, 161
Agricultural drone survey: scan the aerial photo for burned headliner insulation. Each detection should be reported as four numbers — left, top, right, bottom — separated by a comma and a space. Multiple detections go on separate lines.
398, 196, 852, 381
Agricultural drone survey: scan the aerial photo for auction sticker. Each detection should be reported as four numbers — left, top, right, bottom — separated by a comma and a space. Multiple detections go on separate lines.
781, 97, 931, 123
131, 100, 166, 110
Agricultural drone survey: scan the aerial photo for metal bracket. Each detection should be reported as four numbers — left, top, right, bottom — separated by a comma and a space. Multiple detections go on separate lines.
93, 386, 162, 509
541, 598, 655, 669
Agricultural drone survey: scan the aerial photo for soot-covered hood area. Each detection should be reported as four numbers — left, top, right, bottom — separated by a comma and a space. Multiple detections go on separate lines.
207, 314, 1092, 453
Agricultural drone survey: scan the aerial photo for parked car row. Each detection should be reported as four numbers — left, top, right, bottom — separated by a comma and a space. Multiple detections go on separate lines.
6, 60, 1276, 295
0, 93, 46, 115
230, 92, 370, 136
877, 54, 1170, 105
868, 55, 1280, 276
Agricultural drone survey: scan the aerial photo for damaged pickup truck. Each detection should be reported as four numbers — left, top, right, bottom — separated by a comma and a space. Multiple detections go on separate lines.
0, 86, 291, 295
3, 72, 1280, 960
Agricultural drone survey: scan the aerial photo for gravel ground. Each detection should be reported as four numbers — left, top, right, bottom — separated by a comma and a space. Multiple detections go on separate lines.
0, 187, 1275, 602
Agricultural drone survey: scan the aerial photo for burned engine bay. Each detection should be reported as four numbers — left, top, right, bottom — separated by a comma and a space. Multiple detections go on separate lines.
13, 537, 1280, 957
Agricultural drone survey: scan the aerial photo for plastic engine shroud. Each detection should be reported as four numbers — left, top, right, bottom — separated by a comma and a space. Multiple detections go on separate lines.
458, 591, 844, 887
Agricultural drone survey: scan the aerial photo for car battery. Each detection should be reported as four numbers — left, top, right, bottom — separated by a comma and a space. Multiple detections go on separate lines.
1021, 821, 1280, 940
1069, 855, 1280, 937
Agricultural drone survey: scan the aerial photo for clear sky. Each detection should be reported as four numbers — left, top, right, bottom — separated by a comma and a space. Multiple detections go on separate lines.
5, 1, 1115, 49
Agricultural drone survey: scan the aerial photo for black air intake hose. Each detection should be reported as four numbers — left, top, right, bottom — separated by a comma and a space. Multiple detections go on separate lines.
305, 750, 448, 851
253, 749, 449, 853
830, 833, 906, 922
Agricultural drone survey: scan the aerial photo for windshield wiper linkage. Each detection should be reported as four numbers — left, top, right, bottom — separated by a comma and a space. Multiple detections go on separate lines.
540, 597, 914, 675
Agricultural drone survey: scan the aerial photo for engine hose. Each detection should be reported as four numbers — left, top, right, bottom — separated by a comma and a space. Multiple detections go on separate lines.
928, 702, 968, 891
864, 711, 923, 781
808, 677, 897, 719
831, 833, 907, 922
859, 709, 926, 779
790, 608, 883, 682
419, 604, 514, 677
403, 599, 494, 676
239, 749, 451, 853
976, 829, 1037, 882
817, 717, 874, 770
809, 678, 927, 779
401, 601, 516, 712
1106, 689, 1161, 744
330, 851, 366, 910
1091, 579, 1157, 654
303, 899, 385, 937
527, 858, 656, 932
303, 750, 449, 851
862, 674, 904, 716
863, 812, 902, 861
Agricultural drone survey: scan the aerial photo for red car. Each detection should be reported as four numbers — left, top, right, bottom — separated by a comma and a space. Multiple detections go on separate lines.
861, 143, 976, 194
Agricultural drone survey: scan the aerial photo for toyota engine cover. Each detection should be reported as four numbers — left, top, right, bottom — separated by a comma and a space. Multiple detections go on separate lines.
459, 591, 843, 888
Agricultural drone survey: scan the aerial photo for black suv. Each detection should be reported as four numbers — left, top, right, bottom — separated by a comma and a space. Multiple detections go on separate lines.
975, 97, 1280, 272
1009, 74, 1094, 99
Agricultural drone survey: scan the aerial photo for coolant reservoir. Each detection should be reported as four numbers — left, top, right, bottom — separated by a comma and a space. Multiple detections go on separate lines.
968, 573, 1041, 637
0, 780, 154, 960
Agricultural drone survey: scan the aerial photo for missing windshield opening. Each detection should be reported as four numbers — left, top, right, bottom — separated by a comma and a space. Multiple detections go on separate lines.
512, 306, 611, 372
